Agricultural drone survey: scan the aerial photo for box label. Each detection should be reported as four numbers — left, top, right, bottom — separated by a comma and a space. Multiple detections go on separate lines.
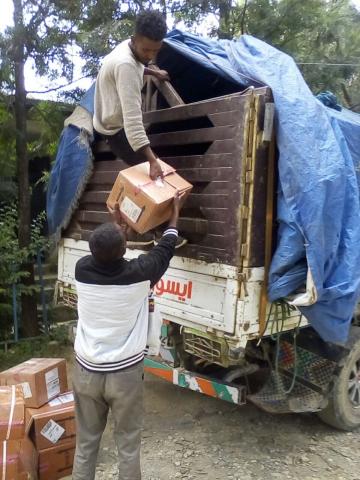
120, 196, 142, 223
21, 382, 32, 399
40, 419, 65, 444
48, 393, 74, 407
45, 368, 60, 399
58, 392, 74, 403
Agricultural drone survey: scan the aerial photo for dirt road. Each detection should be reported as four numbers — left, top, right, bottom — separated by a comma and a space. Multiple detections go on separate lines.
68, 367, 360, 480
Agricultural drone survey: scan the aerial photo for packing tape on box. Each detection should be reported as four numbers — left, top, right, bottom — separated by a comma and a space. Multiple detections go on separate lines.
6, 386, 16, 441
134, 167, 176, 195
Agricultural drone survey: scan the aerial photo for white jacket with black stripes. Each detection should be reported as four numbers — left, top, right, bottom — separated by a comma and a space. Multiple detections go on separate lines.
74, 228, 178, 372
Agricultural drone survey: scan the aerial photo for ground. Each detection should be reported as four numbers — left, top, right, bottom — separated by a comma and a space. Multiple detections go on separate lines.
65, 360, 360, 480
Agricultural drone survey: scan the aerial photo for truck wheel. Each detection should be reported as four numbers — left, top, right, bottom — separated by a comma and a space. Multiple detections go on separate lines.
318, 328, 360, 431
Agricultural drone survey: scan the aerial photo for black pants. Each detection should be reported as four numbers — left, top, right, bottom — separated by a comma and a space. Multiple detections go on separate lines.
100, 129, 147, 166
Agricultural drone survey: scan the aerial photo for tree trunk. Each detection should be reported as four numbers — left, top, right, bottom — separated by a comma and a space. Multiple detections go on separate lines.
13, 0, 39, 337
218, 0, 232, 39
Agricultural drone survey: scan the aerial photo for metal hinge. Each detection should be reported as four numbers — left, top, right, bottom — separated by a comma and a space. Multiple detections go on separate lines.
241, 243, 249, 257
240, 205, 249, 219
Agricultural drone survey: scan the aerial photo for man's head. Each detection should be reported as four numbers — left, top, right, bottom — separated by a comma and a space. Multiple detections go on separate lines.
131, 10, 167, 65
89, 223, 126, 265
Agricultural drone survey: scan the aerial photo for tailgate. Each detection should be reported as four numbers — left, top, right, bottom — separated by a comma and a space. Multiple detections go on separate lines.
59, 239, 240, 335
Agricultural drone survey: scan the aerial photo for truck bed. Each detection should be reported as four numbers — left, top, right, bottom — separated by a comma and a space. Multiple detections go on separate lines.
64, 87, 273, 269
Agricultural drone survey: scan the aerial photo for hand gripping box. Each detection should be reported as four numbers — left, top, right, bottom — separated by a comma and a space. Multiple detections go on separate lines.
0, 385, 25, 441
107, 160, 192, 234
0, 359, 68, 408
26, 392, 75, 451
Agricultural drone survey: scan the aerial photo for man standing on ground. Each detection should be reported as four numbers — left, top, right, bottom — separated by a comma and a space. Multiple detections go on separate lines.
93, 10, 169, 181
71, 194, 183, 480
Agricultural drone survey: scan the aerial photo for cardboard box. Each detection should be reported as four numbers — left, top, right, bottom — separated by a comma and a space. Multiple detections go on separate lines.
38, 439, 75, 480
107, 160, 192, 234
0, 385, 25, 441
26, 391, 75, 450
0, 438, 37, 480
19, 437, 38, 480
0, 359, 68, 408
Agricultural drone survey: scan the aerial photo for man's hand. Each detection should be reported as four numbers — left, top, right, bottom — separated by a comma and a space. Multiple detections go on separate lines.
149, 158, 163, 181
108, 203, 131, 236
108, 202, 122, 224
169, 191, 186, 228
154, 69, 170, 82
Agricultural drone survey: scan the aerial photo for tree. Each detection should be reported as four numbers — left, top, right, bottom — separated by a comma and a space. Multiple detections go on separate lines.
0, 0, 79, 336
165, 0, 360, 109
241, 0, 360, 109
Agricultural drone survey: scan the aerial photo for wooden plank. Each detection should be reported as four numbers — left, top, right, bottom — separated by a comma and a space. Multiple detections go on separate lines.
151, 76, 185, 107
191, 181, 236, 195
75, 210, 111, 224
150, 89, 158, 112
145, 76, 153, 112
88, 171, 119, 184
143, 93, 250, 124
259, 134, 276, 336
93, 160, 124, 172
149, 126, 235, 147
81, 191, 108, 204
177, 217, 208, 235
161, 154, 234, 169
175, 167, 233, 183
206, 221, 230, 235
148, 65, 185, 107
207, 111, 239, 127
180, 245, 230, 263
206, 140, 237, 155
186, 193, 230, 209
194, 207, 230, 222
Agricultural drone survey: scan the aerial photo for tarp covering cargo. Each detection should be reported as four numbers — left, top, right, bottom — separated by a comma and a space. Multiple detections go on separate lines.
47, 30, 360, 344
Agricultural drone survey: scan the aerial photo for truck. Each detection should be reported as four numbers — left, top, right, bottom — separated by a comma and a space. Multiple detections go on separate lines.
52, 34, 360, 432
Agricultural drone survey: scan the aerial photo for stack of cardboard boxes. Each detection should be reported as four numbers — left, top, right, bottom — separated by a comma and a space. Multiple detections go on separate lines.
0, 358, 76, 479
0, 384, 37, 479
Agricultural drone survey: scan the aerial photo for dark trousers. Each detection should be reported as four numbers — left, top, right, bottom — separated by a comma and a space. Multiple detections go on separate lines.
101, 129, 147, 166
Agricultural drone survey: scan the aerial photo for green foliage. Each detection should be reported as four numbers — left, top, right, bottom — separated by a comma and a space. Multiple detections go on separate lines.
0, 205, 50, 340
27, 101, 68, 159
241, 0, 360, 108
0, 335, 73, 371
159, 0, 360, 109
0, 98, 16, 178
0, 1, 80, 94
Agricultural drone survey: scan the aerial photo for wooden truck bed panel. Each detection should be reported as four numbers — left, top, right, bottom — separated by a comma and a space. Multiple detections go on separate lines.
64, 87, 273, 268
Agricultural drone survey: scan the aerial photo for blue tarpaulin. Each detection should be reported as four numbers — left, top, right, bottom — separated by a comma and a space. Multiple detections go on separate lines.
47, 30, 360, 344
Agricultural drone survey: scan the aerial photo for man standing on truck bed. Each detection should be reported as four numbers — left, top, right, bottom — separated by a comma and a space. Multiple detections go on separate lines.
93, 10, 168, 182
72, 193, 183, 480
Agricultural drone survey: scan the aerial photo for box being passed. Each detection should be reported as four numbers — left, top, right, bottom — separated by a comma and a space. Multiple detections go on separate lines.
107, 160, 192, 234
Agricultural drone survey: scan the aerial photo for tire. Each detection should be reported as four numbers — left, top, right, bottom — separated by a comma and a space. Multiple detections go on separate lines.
318, 327, 360, 431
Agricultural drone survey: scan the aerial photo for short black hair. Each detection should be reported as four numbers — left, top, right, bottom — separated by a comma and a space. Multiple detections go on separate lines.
135, 10, 167, 41
89, 223, 126, 265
